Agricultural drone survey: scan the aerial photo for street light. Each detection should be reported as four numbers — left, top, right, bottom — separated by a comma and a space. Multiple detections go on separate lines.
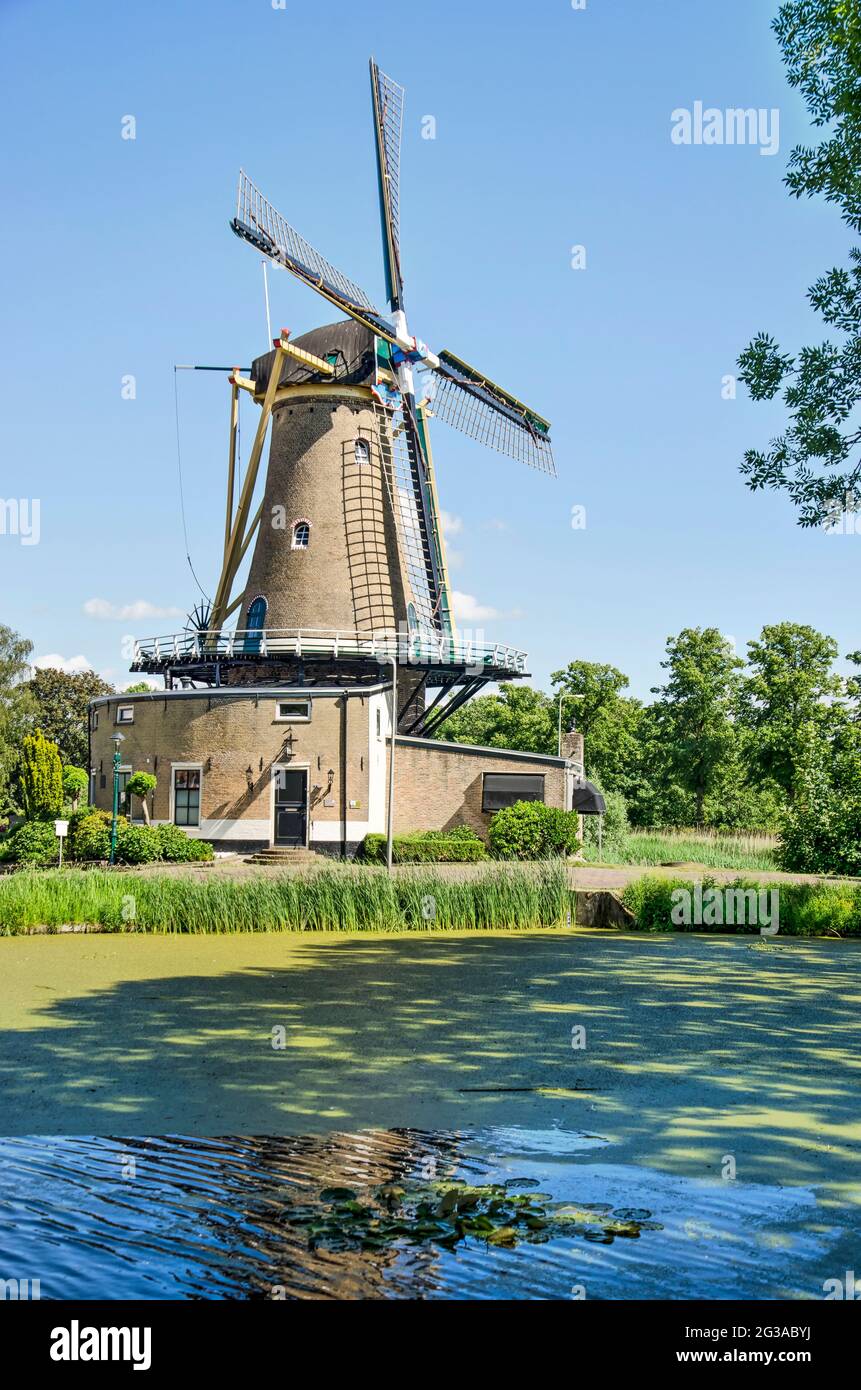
109, 732, 125, 865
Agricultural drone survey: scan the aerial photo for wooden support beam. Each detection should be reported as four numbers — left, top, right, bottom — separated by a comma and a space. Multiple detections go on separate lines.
210, 339, 287, 632
224, 378, 239, 563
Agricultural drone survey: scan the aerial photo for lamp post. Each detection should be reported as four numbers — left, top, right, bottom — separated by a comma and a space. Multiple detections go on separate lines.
379, 650, 398, 874
109, 732, 124, 865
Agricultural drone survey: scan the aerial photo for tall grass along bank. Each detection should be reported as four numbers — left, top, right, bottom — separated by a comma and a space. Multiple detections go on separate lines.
0, 864, 569, 936
581, 828, 779, 872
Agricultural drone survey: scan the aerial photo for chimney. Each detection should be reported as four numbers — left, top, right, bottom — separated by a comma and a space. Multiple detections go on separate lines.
561, 730, 584, 764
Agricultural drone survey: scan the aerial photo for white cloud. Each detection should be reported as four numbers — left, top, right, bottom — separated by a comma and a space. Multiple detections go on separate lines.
483, 518, 509, 532
84, 597, 185, 622
446, 548, 464, 570
452, 591, 501, 622
33, 653, 92, 675
439, 510, 463, 537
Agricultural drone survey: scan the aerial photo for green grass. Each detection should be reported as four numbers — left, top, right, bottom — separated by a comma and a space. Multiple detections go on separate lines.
0, 862, 569, 935
621, 874, 861, 936
581, 827, 779, 872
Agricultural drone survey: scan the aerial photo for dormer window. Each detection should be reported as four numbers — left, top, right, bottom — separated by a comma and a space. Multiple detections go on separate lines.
292, 520, 311, 550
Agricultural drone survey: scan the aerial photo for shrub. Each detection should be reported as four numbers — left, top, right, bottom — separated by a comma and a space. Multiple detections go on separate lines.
69, 809, 119, 862
0, 819, 60, 867
62, 766, 89, 811
153, 824, 214, 863
362, 831, 486, 864
777, 752, 861, 877
115, 823, 161, 865
125, 772, 157, 824
582, 789, 629, 854
488, 801, 580, 860
19, 731, 63, 820
621, 874, 861, 936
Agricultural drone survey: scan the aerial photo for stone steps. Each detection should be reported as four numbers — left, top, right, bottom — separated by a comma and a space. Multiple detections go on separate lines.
245, 846, 323, 866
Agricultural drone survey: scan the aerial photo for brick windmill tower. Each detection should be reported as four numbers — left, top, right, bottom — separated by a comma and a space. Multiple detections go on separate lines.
116, 61, 575, 857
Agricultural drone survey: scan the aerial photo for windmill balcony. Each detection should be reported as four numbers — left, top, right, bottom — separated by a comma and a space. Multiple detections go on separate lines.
130, 628, 529, 680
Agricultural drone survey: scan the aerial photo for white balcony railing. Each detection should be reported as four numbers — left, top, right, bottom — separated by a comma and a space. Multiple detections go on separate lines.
131, 628, 529, 675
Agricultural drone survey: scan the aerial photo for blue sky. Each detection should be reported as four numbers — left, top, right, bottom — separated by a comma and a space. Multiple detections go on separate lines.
0, 0, 857, 699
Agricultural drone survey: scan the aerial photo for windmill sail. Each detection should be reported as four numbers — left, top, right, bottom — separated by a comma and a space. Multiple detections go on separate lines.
231, 170, 395, 337
424, 350, 556, 475
370, 60, 405, 310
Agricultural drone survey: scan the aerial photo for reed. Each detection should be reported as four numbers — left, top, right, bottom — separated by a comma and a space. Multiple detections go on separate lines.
0, 863, 569, 935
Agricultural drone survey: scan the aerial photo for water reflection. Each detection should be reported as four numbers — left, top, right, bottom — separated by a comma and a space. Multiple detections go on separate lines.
0, 1130, 835, 1300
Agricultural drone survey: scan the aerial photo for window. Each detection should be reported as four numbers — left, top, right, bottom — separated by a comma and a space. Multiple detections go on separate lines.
291, 520, 311, 549
92, 711, 99, 730
116, 706, 134, 724
275, 699, 311, 723
244, 595, 267, 655
376, 707, 382, 738
117, 768, 132, 815
354, 437, 370, 466
482, 772, 545, 813
173, 768, 201, 827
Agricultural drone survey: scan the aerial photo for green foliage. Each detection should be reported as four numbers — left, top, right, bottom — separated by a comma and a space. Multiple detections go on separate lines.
651, 628, 743, 824
581, 789, 630, 852
621, 873, 861, 936
0, 819, 60, 867
114, 823, 161, 865
153, 823, 214, 862
19, 731, 63, 820
738, 2, 861, 524
0, 625, 36, 818
362, 830, 486, 864
24, 666, 113, 768
126, 772, 156, 800
777, 736, 861, 874
0, 862, 568, 934
69, 809, 117, 863
740, 623, 844, 797
433, 683, 557, 755
62, 766, 89, 809
488, 801, 580, 860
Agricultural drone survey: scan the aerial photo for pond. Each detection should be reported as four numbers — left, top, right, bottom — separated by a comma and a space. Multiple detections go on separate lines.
0, 1127, 836, 1300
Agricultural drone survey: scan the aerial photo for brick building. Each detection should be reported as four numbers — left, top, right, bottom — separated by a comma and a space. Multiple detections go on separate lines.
88, 685, 584, 857
89, 321, 591, 856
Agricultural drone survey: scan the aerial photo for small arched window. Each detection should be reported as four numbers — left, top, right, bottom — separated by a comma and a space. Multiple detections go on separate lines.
292, 520, 311, 550
244, 595, 267, 654
354, 437, 370, 466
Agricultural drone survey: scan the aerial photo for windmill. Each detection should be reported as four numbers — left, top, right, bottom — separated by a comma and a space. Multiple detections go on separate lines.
134, 60, 556, 735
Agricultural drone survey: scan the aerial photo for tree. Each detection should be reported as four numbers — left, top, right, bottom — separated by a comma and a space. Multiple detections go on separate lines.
0, 624, 35, 817
651, 628, 743, 825
739, 622, 844, 798
19, 730, 63, 820
125, 771, 156, 824
62, 766, 89, 811
25, 667, 113, 768
434, 684, 556, 755
738, 1, 861, 525
124, 682, 153, 694
550, 660, 643, 797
